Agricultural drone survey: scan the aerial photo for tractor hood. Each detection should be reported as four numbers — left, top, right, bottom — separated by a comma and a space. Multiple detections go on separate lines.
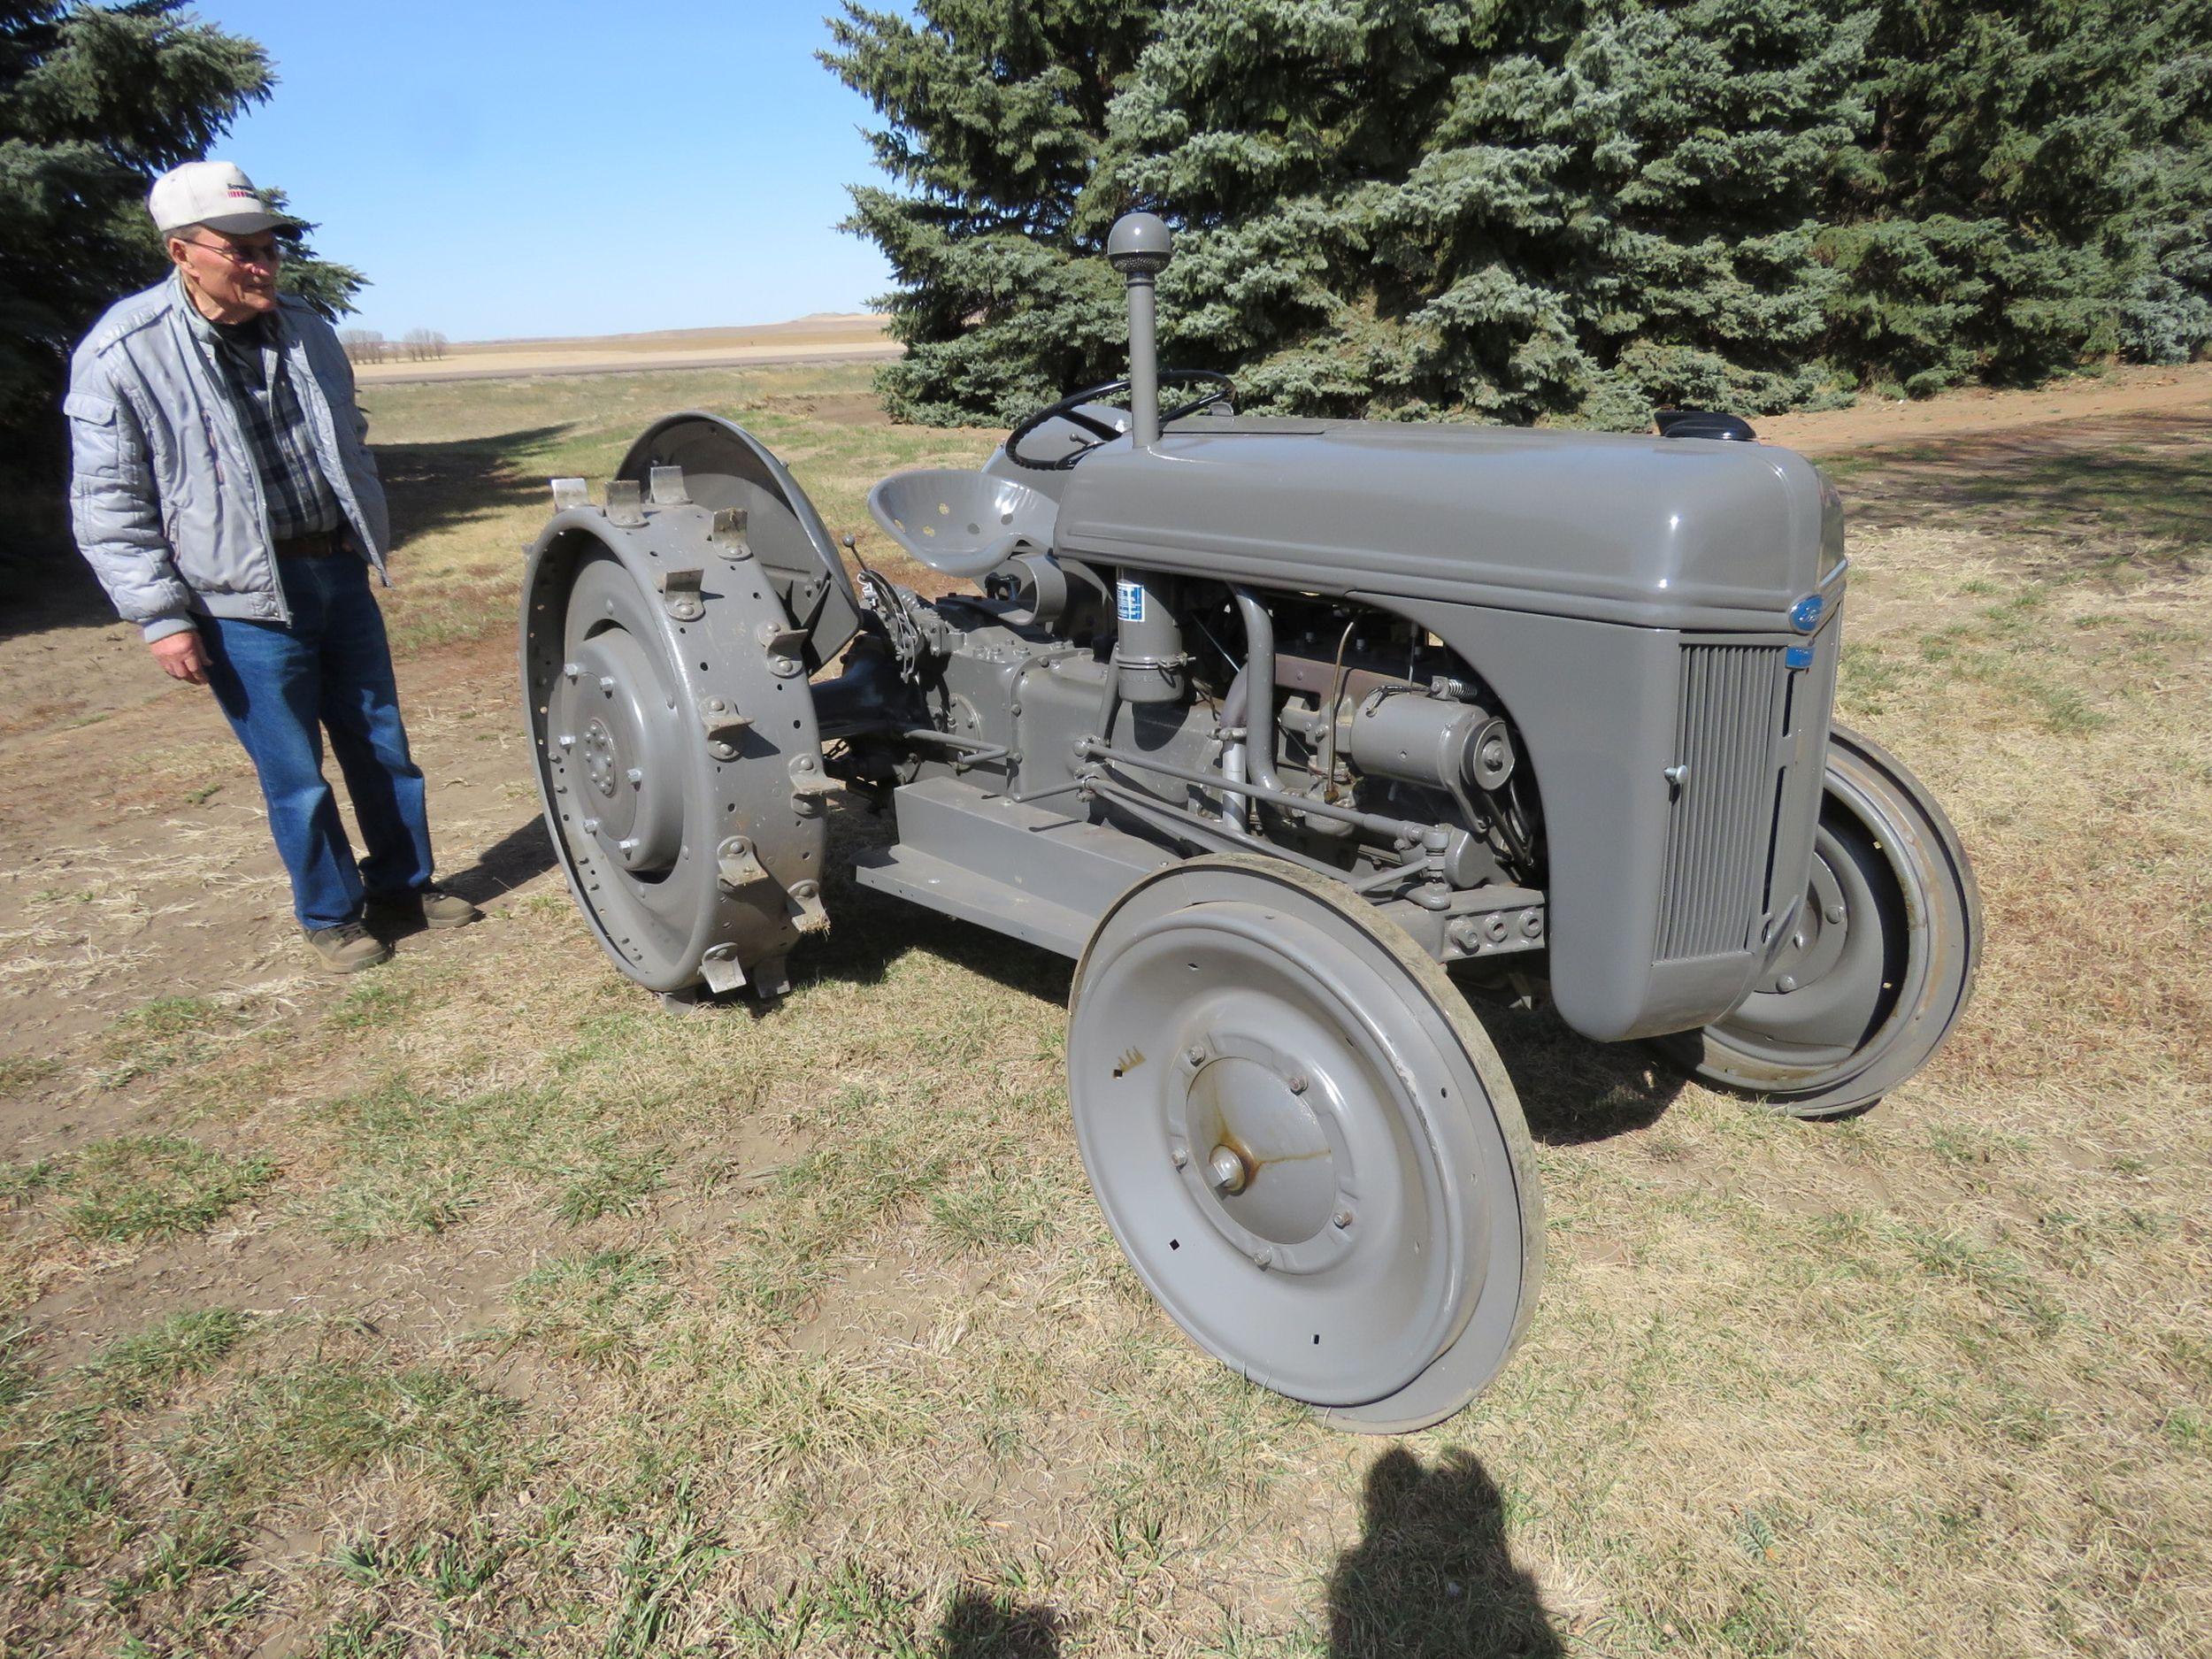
1052, 418, 1839, 633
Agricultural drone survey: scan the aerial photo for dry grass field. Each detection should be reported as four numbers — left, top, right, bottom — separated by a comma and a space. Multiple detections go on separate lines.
351, 318, 899, 387
0, 362, 2207, 1659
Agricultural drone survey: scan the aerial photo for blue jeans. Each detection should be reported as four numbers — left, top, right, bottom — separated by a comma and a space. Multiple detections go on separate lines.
198, 554, 435, 930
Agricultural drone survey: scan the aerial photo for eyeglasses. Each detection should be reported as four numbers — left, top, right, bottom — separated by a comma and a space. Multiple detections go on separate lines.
180, 235, 287, 268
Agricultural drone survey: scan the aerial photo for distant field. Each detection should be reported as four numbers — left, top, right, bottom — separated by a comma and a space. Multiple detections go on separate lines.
1, 361, 2208, 1657
355, 313, 898, 386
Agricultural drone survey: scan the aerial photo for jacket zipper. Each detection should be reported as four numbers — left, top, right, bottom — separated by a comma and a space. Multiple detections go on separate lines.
283, 326, 384, 581
186, 312, 287, 625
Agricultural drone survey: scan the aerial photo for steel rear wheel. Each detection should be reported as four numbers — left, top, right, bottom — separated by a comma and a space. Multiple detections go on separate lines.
1659, 725, 1981, 1118
1069, 856, 1543, 1432
521, 484, 829, 996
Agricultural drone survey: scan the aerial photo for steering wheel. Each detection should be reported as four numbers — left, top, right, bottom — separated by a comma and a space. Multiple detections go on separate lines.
1004, 369, 1237, 471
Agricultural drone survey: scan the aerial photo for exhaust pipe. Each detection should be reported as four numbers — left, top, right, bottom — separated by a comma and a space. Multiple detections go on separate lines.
1105, 211, 1185, 704
1107, 211, 1172, 449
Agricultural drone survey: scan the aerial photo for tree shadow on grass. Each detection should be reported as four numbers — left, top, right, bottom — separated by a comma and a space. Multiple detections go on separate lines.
1823, 409, 2212, 565
1329, 1446, 1563, 1658
374, 424, 575, 548
0, 472, 113, 642
0, 424, 576, 646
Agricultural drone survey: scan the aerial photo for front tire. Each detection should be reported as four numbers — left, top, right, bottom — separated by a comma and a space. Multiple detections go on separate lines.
1655, 726, 1981, 1118
1068, 856, 1544, 1432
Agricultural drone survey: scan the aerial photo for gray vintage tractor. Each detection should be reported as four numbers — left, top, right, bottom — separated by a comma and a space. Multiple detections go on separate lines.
518, 213, 1980, 1431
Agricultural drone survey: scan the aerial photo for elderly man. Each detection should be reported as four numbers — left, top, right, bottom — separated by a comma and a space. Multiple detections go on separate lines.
65, 160, 478, 972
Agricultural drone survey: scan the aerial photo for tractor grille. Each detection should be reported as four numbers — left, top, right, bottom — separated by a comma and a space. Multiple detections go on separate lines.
1655, 643, 1786, 963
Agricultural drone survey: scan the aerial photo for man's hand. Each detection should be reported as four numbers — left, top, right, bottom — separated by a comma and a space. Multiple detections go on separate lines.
150, 629, 211, 686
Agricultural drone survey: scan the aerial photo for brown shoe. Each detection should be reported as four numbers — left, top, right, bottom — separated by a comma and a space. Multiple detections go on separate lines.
365, 885, 482, 932
303, 920, 394, 974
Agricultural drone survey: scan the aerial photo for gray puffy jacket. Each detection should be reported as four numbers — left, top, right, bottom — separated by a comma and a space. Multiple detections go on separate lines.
66, 276, 392, 641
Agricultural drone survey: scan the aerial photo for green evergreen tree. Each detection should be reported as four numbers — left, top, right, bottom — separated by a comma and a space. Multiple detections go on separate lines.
0, 0, 363, 465
820, 0, 1161, 423
1102, 0, 1872, 425
2115, 0, 2211, 365
829, 0, 2207, 425
836, 0, 1878, 426
1821, 0, 2212, 394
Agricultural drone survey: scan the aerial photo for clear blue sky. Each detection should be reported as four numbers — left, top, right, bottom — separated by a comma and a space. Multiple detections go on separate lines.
196, 0, 897, 342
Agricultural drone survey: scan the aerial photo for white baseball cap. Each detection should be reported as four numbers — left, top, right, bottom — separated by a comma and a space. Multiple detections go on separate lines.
147, 160, 290, 236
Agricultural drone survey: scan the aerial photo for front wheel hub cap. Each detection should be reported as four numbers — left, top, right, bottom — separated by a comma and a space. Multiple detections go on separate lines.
1178, 1048, 1349, 1268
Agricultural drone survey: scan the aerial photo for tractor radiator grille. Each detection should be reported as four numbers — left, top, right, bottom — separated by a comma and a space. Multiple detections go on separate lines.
1655, 643, 1786, 963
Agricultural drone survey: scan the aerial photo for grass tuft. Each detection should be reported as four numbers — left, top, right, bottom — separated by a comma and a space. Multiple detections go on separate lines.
57, 1137, 278, 1242
0, 1055, 62, 1098
553, 1139, 669, 1224
77, 1309, 250, 1410
507, 1249, 673, 1365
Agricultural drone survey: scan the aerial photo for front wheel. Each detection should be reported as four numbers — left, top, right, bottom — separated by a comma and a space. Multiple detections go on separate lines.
1653, 726, 1981, 1118
1068, 856, 1544, 1432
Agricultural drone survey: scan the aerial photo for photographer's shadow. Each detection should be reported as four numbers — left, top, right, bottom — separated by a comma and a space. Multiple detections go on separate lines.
1328, 1447, 1563, 1658
938, 1589, 1061, 1657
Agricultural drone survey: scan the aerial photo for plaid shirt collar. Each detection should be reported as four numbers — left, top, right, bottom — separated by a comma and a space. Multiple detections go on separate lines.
180, 281, 281, 377
174, 278, 342, 541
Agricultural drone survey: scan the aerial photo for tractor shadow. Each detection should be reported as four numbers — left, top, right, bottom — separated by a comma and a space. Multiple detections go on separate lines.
804, 806, 1078, 1005
441, 814, 559, 905
808, 804, 1681, 1145
1470, 1000, 1687, 1147
1327, 1445, 1564, 1658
